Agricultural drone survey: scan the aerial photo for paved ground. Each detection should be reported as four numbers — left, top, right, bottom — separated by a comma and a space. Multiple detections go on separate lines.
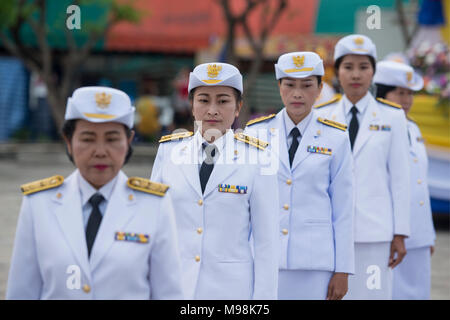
0, 158, 449, 299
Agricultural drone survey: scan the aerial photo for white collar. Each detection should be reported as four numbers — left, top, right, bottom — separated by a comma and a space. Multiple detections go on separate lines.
283, 108, 313, 138
343, 91, 372, 115
194, 129, 232, 155
77, 169, 118, 207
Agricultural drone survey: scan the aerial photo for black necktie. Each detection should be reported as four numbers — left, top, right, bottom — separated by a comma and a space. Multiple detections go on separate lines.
349, 106, 359, 150
86, 193, 104, 258
199, 143, 217, 194
288, 127, 301, 167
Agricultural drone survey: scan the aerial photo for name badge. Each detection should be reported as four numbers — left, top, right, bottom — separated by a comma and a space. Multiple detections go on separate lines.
115, 232, 149, 244
218, 184, 248, 194
307, 145, 332, 155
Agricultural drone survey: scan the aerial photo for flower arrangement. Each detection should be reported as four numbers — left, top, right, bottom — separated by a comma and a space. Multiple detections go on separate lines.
408, 41, 450, 110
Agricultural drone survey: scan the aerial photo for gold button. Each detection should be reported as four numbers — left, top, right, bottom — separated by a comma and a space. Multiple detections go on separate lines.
128, 194, 134, 201
234, 150, 238, 155
56, 193, 62, 199
283, 204, 289, 210
282, 229, 288, 235
414, 158, 418, 163
420, 201, 424, 206
82, 284, 91, 293
195, 255, 201, 262
417, 179, 422, 184
197, 227, 203, 234
372, 112, 377, 117
316, 130, 321, 135
198, 199, 203, 206
286, 179, 292, 185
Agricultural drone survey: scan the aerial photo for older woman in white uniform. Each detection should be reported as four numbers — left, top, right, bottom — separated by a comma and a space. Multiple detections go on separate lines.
6, 87, 184, 299
315, 35, 411, 299
374, 60, 436, 299
150, 63, 279, 299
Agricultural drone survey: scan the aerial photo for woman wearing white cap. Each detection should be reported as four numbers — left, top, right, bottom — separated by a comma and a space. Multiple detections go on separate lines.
245, 52, 354, 300
315, 35, 411, 299
150, 63, 279, 299
374, 60, 436, 300
6, 86, 184, 299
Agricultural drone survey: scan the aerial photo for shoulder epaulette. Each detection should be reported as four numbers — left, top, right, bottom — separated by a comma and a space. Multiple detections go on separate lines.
245, 114, 276, 127
127, 177, 169, 197
376, 98, 402, 109
314, 95, 341, 109
21, 175, 64, 195
159, 131, 193, 143
317, 117, 347, 131
234, 132, 269, 150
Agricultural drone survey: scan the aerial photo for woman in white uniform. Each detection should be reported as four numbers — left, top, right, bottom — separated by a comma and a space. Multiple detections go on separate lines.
314, 35, 411, 299
245, 52, 354, 300
374, 60, 436, 300
150, 63, 279, 299
6, 87, 184, 300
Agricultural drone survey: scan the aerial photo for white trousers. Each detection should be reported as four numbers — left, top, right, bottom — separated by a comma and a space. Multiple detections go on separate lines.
344, 242, 393, 300
278, 269, 333, 300
393, 246, 432, 300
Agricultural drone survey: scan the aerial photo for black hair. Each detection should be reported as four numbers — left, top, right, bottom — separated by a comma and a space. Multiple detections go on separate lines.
188, 87, 243, 104
334, 55, 376, 76
375, 84, 397, 99
61, 119, 134, 165
279, 76, 322, 86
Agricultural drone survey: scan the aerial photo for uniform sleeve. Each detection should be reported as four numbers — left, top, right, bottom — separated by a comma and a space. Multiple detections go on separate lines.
389, 110, 411, 237
249, 162, 279, 300
329, 134, 355, 274
6, 196, 43, 299
149, 192, 185, 299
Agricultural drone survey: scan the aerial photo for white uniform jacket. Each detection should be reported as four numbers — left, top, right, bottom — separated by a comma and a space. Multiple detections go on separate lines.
315, 94, 411, 242
6, 170, 184, 300
151, 130, 279, 300
405, 119, 436, 249
245, 109, 355, 274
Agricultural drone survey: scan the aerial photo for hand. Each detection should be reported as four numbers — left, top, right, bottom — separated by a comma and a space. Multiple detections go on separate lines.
326, 273, 348, 300
430, 246, 435, 256
389, 235, 407, 269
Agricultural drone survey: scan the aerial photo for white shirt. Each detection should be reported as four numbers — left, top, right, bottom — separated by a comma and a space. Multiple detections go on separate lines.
78, 170, 118, 229
194, 130, 230, 169
343, 92, 371, 125
283, 108, 313, 150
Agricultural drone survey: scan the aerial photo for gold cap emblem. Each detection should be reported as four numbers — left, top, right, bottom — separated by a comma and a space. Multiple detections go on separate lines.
353, 37, 364, 45
406, 71, 413, 83
207, 64, 222, 78
95, 92, 112, 109
292, 55, 305, 68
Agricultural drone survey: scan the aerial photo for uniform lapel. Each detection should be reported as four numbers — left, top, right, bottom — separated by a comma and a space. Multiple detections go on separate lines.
90, 171, 138, 272
270, 110, 290, 172
53, 171, 91, 281
179, 138, 203, 197
407, 122, 417, 157
353, 97, 380, 157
